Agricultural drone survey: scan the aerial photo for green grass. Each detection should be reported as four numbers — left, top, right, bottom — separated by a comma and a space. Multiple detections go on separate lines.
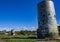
6, 40, 37, 42
0, 35, 37, 39
6, 39, 60, 42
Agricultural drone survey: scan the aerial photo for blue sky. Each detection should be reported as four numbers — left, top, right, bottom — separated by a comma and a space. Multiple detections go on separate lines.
0, 0, 60, 31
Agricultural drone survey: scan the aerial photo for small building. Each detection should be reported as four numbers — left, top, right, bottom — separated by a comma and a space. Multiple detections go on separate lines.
11, 29, 15, 35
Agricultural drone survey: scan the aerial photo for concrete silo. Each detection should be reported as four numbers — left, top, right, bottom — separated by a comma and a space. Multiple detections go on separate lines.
37, 0, 59, 39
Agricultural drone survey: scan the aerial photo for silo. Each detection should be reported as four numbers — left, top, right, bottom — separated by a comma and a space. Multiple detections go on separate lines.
37, 0, 59, 39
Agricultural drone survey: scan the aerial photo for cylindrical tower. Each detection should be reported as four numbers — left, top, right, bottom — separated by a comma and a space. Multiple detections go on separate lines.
37, 0, 59, 39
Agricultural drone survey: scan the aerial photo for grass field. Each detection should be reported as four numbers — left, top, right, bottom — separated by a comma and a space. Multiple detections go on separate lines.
0, 35, 60, 42
6, 39, 37, 42
5, 39, 60, 42
0, 35, 37, 39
